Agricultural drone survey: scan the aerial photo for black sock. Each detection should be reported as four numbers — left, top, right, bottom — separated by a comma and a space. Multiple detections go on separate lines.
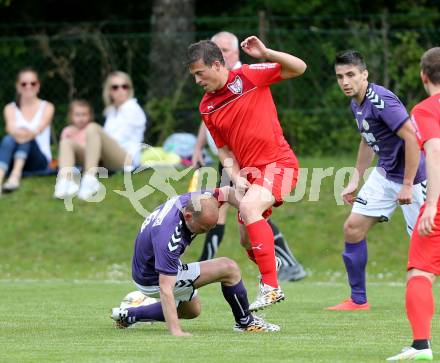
198, 224, 225, 261
268, 219, 300, 268
221, 280, 254, 327
411, 339, 430, 350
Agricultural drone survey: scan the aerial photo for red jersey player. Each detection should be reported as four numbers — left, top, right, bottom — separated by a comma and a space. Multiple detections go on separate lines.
186, 36, 306, 311
387, 47, 440, 361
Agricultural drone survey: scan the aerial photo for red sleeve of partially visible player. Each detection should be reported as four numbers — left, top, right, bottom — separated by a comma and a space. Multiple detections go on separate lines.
411, 103, 440, 150
202, 115, 226, 148
242, 63, 283, 87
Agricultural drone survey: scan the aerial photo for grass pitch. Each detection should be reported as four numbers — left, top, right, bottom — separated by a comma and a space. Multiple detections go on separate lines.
0, 155, 434, 362
1, 279, 439, 363
0, 155, 412, 281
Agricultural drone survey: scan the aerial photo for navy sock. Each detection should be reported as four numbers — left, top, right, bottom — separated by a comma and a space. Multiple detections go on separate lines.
127, 302, 165, 323
199, 224, 225, 261
221, 280, 254, 326
342, 239, 368, 304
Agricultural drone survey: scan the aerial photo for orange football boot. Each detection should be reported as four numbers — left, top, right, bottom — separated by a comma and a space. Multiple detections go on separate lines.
325, 298, 370, 311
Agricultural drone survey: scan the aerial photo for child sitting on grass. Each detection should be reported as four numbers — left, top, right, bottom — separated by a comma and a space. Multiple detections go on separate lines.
53, 99, 92, 199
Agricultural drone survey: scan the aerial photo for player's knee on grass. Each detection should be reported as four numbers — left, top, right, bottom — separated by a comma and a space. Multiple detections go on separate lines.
178, 299, 201, 319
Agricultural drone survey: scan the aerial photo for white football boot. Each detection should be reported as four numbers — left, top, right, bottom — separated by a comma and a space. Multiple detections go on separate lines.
249, 257, 285, 312
110, 307, 135, 329
233, 315, 280, 333
386, 347, 433, 361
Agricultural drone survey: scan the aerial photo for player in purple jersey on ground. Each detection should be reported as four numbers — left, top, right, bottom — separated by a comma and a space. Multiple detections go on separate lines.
326, 50, 427, 311
111, 187, 280, 335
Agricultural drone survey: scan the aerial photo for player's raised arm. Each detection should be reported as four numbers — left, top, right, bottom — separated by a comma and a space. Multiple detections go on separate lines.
240, 36, 306, 79
159, 274, 191, 336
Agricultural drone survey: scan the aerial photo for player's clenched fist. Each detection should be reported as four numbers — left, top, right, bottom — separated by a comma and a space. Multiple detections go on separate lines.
240, 36, 268, 59
396, 184, 413, 205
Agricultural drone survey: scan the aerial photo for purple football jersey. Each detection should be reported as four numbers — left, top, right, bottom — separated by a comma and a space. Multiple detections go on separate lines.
131, 193, 198, 286
350, 83, 426, 184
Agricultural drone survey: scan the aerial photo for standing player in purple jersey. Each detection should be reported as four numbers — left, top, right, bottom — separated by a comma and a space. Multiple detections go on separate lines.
326, 50, 427, 311
111, 188, 279, 335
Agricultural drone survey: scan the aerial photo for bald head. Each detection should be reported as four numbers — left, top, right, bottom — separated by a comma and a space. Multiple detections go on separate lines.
184, 195, 219, 234
211, 31, 240, 70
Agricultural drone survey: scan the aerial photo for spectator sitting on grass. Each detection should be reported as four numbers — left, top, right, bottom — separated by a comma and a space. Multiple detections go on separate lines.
0, 67, 54, 196
54, 99, 93, 199
54, 71, 147, 201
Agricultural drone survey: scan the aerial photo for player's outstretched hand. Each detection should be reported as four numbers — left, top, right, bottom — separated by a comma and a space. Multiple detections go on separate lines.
341, 182, 358, 205
171, 330, 193, 337
418, 203, 437, 236
240, 36, 268, 59
397, 184, 413, 205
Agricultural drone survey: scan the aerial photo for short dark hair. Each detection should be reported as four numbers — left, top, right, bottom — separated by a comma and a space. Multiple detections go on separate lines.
421, 47, 440, 85
186, 40, 225, 67
335, 50, 367, 71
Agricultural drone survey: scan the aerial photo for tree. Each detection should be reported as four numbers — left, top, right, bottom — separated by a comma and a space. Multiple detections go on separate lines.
148, 0, 195, 100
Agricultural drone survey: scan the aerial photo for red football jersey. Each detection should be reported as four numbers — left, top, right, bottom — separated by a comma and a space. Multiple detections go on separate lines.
411, 92, 440, 151
199, 63, 297, 168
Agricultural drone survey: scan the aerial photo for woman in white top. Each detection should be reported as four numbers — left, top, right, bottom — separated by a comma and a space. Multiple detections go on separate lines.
54, 71, 147, 200
0, 67, 54, 195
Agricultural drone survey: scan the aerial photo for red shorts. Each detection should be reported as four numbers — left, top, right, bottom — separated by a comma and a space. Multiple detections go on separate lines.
407, 203, 440, 274
237, 159, 299, 224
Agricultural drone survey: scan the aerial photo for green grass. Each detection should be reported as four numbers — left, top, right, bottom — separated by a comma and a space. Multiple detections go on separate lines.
0, 155, 411, 281
1, 280, 438, 363
0, 155, 428, 362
